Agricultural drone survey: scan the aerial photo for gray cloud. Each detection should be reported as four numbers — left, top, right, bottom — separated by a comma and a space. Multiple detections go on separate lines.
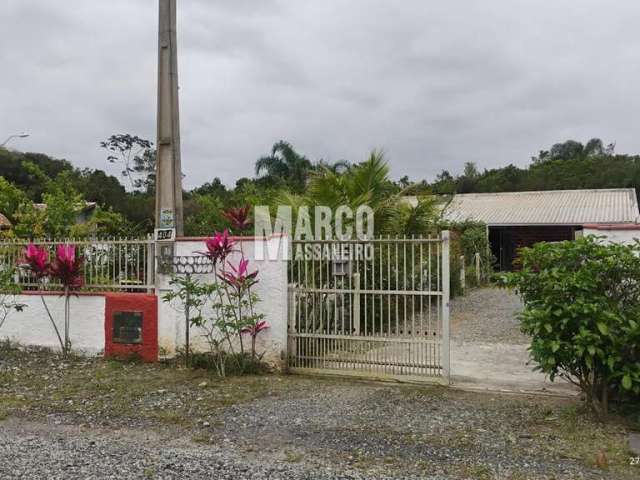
2, 0, 640, 189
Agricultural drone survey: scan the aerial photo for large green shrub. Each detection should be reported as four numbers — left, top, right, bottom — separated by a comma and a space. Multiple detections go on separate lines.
501, 236, 640, 414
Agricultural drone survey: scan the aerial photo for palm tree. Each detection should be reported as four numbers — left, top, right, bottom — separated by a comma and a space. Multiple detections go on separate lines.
277, 150, 438, 238
255, 141, 313, 193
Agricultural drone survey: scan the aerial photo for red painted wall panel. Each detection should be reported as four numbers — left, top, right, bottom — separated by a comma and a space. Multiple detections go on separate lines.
104, 293, 158, 362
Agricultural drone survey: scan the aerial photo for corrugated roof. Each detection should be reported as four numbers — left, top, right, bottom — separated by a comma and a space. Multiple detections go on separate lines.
406, 189, 640, 226
0, 213, 11, 229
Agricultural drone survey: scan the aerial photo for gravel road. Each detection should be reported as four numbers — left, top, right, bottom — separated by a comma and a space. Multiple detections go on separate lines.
1, 379, 630, 480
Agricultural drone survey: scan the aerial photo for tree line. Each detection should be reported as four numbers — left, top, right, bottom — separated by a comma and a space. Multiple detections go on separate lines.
0, 136, 637, 238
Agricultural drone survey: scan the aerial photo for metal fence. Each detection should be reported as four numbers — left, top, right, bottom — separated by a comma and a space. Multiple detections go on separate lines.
287, 233, 450, 382
0, 237, 155, 292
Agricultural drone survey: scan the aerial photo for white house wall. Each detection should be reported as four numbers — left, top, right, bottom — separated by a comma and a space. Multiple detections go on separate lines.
582, 228, 640, 245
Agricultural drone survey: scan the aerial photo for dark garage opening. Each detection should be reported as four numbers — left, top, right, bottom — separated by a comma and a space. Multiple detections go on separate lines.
489, 225, 579, 271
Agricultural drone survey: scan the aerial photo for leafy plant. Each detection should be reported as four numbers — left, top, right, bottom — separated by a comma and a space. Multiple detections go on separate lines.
100, 134, 155, 192
162, 230, 268, 376
500, 236, 640, 414
20, 243, 84, 356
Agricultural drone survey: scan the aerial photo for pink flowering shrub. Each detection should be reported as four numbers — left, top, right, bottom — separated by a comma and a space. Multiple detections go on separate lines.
200, 228, 236, 265
222, 205, 252, 233
217, 258, 258, 292
50, 245, 84, 290
20, 243, 84, 356
23, 244, 50, 278
164, 229, 268, 375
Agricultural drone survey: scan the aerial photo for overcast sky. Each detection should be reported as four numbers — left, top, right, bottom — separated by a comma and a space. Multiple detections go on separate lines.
2, 0, 640, 189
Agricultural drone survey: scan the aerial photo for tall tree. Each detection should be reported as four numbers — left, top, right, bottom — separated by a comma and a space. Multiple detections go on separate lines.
100, 134, 155, 191
255, 141, 313, 193
278, 150, 437, 237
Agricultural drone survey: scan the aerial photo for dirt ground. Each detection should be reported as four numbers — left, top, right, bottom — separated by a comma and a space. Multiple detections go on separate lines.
1, 343, 638, 479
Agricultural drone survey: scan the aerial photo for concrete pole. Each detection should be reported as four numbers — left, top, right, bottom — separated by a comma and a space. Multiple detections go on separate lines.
155, 0, 184, 235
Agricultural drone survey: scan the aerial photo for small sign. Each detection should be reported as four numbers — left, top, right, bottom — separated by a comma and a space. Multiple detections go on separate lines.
160, 208, 175, 228
155, 228, 176, 242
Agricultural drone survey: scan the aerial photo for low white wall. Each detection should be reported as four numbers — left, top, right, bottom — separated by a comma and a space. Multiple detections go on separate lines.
1, 235, 289, 366
0, 293, 105, 354
582, 227, 640, 245
157, 235, 289, 368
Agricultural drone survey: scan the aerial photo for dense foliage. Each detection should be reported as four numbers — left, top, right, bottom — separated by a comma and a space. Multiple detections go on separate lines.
1, 136, 638, 240
427, 139, 639, 195
500, 237, 640, 414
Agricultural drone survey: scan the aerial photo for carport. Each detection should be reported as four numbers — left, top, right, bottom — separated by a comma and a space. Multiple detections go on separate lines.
442, 188, 640, 270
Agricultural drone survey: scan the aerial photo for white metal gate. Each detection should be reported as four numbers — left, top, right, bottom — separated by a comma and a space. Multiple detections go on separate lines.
287, 232, 450, 383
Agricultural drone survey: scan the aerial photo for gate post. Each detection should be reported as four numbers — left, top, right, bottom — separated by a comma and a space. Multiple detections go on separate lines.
441, 230, 451, 383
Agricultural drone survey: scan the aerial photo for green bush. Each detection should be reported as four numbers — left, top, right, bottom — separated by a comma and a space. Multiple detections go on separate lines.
445, 221, 493, 295
500, 236, 640, 414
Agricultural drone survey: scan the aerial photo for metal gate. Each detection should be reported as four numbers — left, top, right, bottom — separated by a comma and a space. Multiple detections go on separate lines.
287, 232, 450, 383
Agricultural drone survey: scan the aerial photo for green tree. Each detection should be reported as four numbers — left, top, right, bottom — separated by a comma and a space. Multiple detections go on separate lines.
0, 177, 28, 222
278, 150, 437, 237
100, 134, 154, 192
184, 194, 226, 236
255, 141, 313, 193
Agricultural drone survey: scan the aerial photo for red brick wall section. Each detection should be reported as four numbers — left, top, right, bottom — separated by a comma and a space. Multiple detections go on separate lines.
104, 293, 158, 362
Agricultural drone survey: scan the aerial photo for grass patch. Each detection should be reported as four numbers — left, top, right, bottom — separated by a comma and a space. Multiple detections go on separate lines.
527, 403, 635, 476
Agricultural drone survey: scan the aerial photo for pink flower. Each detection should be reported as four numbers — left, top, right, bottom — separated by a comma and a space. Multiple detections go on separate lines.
222, 205, 252, 232
218, 257, 258, 291
199, 229, 236, 265
50, 244, 84, 290
22, 244, 50, 278
241, 321, 270, 338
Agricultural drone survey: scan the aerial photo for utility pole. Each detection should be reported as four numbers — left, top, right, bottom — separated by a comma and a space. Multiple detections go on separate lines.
155, 0, 184, 236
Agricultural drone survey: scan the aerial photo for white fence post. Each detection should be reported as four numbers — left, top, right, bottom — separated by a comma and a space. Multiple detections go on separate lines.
459, 255, 465, 291
441, 230, 451, 383
475, 252, 481, 285
147, 236, 156, 293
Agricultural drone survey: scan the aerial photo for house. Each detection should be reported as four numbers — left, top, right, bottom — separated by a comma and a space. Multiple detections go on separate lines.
405, 188, 640, 270
33, 201, 98, 224
0, 202, 98, 234
0, 213, 12, 231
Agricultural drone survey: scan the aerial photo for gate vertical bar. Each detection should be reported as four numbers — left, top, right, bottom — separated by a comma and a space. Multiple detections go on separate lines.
441, 231, 451, 383
353, 272, 360, 335
287, 287, 296, 369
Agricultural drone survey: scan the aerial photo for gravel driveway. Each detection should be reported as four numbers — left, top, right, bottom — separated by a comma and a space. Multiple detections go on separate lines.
449, 287, 575, 394
451, 287, 527, 344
